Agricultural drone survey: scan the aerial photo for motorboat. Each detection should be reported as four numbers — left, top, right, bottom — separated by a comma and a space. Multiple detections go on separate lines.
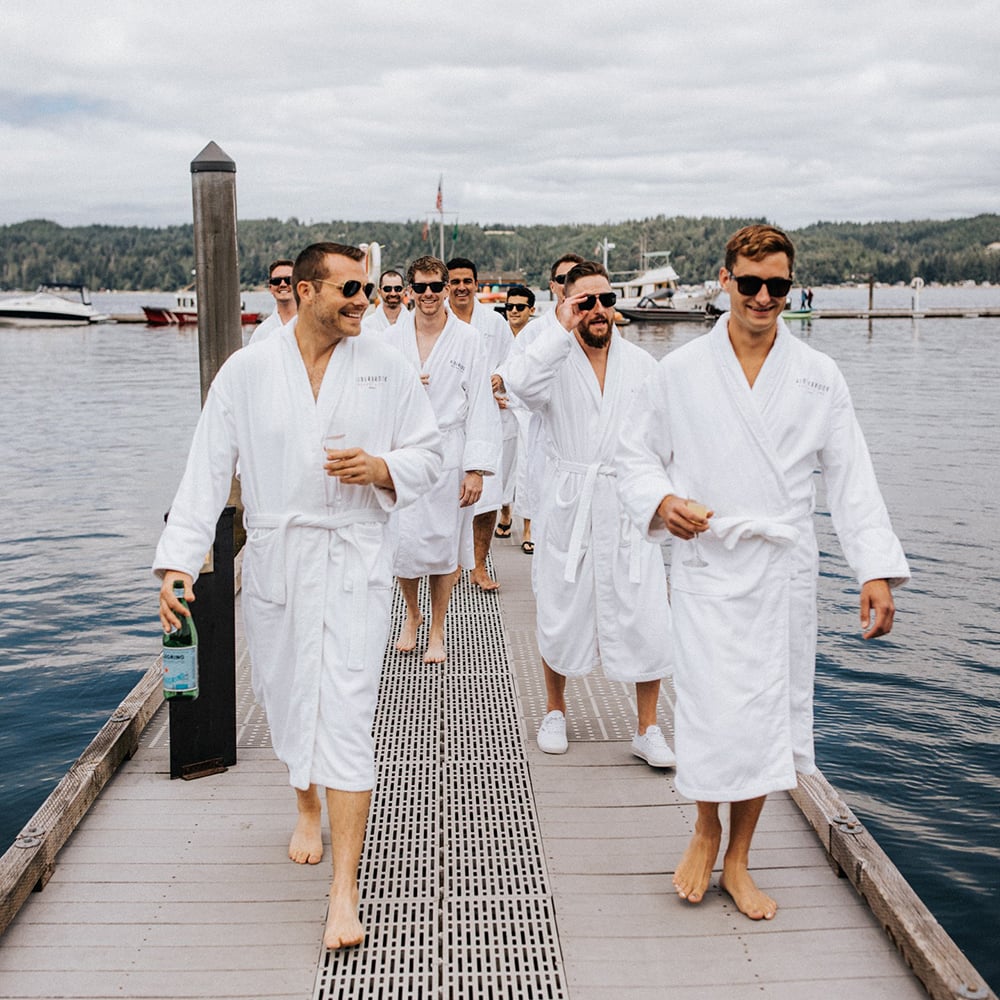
0, 284, 107, 327
142, 286, 262, 326
611, 262, 721, 322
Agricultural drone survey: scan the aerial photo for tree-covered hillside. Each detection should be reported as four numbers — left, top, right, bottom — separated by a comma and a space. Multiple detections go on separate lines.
2, 214, 999, 291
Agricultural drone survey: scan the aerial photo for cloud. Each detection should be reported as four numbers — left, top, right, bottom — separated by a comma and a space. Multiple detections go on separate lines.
0, 0, 997, 229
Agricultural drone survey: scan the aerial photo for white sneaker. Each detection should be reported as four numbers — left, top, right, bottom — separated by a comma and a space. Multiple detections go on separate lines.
537, 710, 568, 754
631, 725, 676, 768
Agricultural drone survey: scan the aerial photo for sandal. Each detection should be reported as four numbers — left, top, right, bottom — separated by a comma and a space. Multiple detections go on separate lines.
521, 540, 534, 554
494, 521, 512, 538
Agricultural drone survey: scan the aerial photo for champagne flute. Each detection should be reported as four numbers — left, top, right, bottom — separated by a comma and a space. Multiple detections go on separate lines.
682, 500, 710, 568
323, 433, 346, 506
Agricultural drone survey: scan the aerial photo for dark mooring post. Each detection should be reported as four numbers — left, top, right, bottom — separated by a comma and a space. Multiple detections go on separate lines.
168, 142, 243, 779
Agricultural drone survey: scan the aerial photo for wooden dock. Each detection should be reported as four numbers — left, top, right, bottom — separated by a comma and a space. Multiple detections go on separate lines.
784, 307, 1000, 320
0, 538, 993, 999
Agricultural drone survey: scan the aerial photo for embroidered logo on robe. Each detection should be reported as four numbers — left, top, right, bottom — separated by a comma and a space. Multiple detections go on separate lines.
357, 374, 389, 388
794, 376, 831, 395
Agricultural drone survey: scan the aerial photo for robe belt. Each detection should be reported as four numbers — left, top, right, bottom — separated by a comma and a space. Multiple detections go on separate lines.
709, 513, 800, 550
555, 459, 642, 585
245, 509, 388, 671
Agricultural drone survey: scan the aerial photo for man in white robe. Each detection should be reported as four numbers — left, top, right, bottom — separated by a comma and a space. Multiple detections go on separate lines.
246, 258, 296, 346
361, 269, 406, 334
496, 261, 675, 769
377, 255, 500, 663
617, 224, 910, 921
155, 243, 442, 950
446, 256, 515, 591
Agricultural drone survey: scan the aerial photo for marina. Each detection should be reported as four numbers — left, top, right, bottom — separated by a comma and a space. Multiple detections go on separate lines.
0, 544, 991, 999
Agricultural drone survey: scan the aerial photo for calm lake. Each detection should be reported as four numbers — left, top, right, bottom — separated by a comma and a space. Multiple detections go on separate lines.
0, 285, 997, 988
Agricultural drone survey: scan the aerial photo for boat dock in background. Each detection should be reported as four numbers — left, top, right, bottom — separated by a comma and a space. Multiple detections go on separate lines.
784, 306, 1000, 320
0, 541, 993, 1000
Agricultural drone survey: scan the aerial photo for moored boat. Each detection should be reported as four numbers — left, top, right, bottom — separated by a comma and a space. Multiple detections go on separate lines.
142, 287, 262, 326
611, 260, 721, 322
0, 283, 107, 327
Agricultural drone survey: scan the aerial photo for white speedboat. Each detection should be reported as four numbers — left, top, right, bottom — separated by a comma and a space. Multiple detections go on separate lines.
611, 261, 722, 321
0, 284, 107, 326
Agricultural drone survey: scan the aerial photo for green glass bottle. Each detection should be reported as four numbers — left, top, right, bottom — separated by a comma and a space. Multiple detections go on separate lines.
162, 580, 199, 700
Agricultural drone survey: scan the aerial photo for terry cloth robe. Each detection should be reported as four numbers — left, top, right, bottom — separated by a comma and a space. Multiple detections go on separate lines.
361, 303, 400, 335
463, 299, 516, 514
153, 322, 442, 791
378, 309, 500, 576
246, 309, 287, 347
616, 314, 910, 802
501, 315, 672, 683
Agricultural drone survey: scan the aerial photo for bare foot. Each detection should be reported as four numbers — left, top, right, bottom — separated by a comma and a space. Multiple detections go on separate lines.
423, 635, 447, 664
288, 808, 323, 865
395, 614, 423, 653
469, 568, 500, 591
673, 828, 721, 903
324, 886, 364, 949
719, 864, 777, 920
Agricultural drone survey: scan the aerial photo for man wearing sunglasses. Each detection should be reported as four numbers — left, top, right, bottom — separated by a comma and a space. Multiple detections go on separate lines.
246, 258, 296, 346
378, 255, 500, 664
617, 224, 908, 922
445, 257, 516, 593
497, 261, 674, 769
155, 242, 443, 951
362, 269, 407, 333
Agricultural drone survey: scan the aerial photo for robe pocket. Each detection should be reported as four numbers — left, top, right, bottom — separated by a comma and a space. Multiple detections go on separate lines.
243, 527, 287, 605
543, 477, 584, 554
350, 523, 394, 591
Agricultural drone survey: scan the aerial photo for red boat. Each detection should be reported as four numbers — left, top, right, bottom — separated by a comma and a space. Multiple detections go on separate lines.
142, 288, 261, 326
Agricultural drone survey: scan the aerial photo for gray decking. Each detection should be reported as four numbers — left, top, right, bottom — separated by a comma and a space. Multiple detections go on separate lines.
0, 535, 932, 999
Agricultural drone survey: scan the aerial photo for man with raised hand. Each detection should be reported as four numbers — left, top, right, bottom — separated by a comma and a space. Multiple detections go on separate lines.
617, 224, 909, 921
378, 255, 500, 663
155, 242, 442, 950
497, 261, 675, 769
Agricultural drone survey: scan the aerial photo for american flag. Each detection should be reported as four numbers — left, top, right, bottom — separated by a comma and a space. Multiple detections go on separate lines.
435, 176, 443, 212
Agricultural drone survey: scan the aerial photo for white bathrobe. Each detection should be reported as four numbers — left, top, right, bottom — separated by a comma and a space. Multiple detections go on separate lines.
501, 316, 672, 683
361, 303, 400, 335
153, 322, 442, 791
617, 315, 910, 802
377, 310, 500, 576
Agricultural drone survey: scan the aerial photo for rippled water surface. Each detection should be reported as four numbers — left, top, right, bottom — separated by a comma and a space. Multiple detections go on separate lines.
1, 287, 997, 987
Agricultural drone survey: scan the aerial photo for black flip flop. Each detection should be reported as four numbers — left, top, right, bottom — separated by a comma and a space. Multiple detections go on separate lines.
494, 521, 512, 538
521, 540, 534, 554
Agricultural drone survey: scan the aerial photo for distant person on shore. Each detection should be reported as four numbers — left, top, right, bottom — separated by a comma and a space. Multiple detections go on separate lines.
616, 223, 909, 920
154, 241, 442, 949
377, 255, 500, 662
806, 286, 814, 308
498, 284, 536, 551
496, 261, 675, 768
362, 269, 407, 333
446, 257, 515, 591
246, 258, 296, 346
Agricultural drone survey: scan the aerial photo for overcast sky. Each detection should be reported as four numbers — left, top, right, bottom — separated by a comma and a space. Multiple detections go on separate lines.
1, 0, 997, 231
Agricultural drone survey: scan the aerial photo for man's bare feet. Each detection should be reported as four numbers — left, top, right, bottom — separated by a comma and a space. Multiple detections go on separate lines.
469, 568, 500, 591
288, 808, 324, 865
423, 634, 447, 663
395, 614, 423, 653
673, 827, 721, 903
719, 864, 777, 920
324, 885, 364, 949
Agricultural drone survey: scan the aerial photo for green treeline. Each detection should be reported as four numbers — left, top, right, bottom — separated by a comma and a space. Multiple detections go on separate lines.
2, 214, 999, 291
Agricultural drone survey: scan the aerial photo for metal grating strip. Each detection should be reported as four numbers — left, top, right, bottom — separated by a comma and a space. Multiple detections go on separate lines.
316, 561, 568, 1000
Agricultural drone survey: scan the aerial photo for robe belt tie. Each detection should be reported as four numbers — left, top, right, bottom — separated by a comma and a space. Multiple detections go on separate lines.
245, 510, 388, 671
555, 459, 642, 585
709, 513, 800, 550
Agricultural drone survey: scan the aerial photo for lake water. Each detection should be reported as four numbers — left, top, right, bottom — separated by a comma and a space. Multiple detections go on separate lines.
0, 286, 997, 989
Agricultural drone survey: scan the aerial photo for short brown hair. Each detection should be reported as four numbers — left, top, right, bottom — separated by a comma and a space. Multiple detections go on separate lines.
724, 225, 795, 272
550, 253, 585, 282
563, 260, 609, 295
407, 255, 448, 284
268, 258, 294, 277
292, 242, 365, 305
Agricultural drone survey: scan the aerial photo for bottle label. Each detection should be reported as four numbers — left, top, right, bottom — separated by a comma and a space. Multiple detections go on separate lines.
163, 647, 198, 691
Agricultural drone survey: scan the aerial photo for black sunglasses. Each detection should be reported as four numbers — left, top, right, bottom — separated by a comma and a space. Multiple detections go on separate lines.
269, 275, 292, 286
577, 291, 617, 310
552, 274, 568, 285
411, 281, 446, 293
506, 303, 529, 312
381, 284, 403, 293
313, 278, 375, 298
727, 272, 793, 298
